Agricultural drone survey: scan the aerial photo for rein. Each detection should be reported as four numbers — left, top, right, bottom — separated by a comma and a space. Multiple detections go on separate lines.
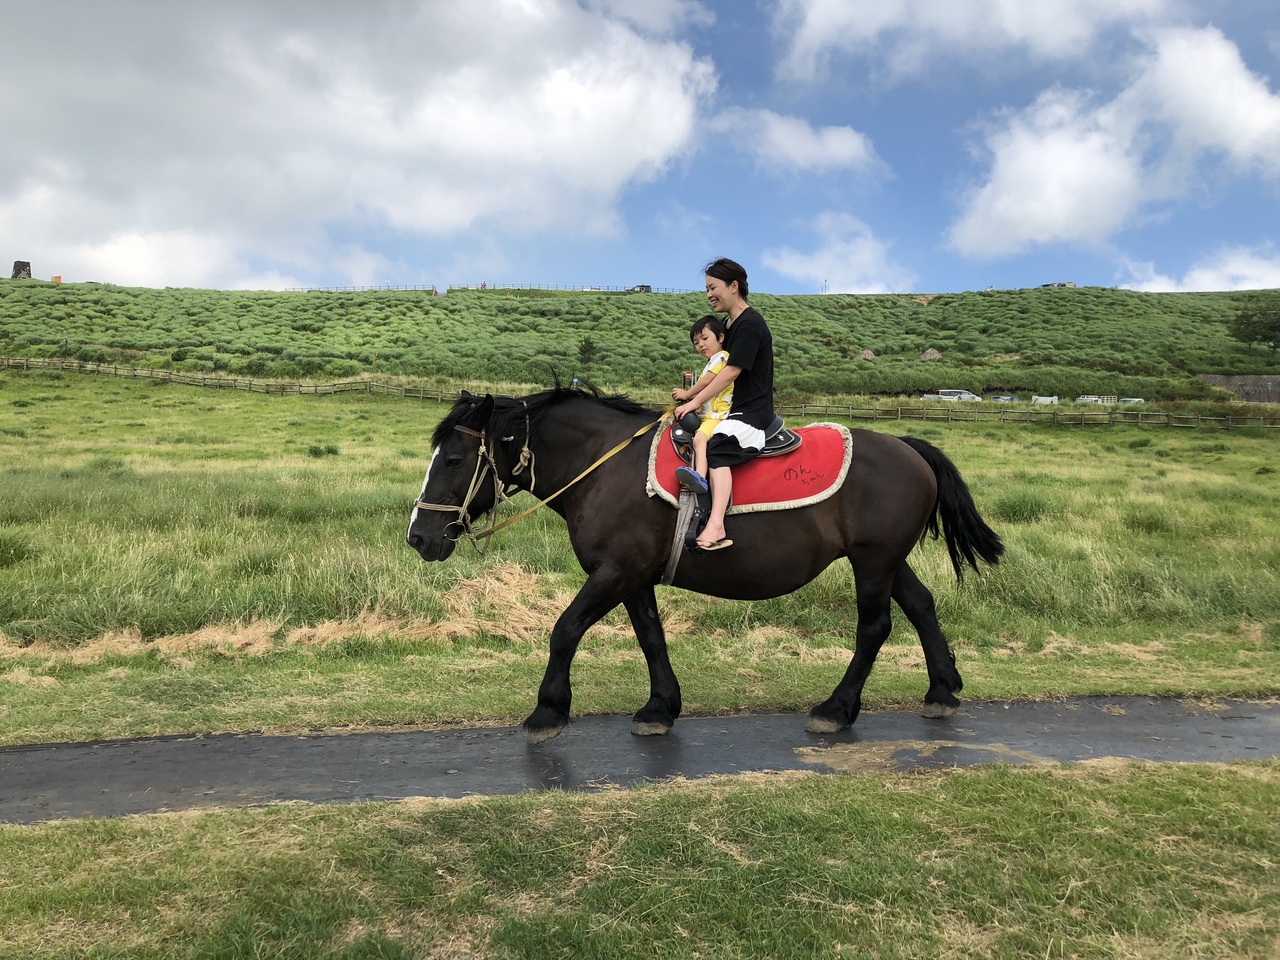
415, 405, 672, 555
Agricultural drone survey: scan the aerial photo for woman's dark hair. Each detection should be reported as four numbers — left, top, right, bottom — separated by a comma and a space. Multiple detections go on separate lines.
703, 257, 748, 299
689, 314, 725, 343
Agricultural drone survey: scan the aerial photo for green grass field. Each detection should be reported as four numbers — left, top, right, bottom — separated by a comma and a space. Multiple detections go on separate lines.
3, 368, 1280, 958
2, 764, 1277, 958
2, 368, 1277, 745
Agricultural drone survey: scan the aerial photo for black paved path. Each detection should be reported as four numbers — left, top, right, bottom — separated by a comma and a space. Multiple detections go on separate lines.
2, 696, 1275, 824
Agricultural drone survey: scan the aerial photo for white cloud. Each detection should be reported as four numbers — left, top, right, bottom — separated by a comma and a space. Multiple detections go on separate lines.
762, 212, 916, 293
709, 108, 880, 174
655, 202, 714, 237
948, 26, 1280, 258
773, 0, 1171, 81
947, 88, 1143, 257
0, 1, 716, 287
582, 0, 714, 35
1121, 246, 1280, 291
1129, 26, 1280, 176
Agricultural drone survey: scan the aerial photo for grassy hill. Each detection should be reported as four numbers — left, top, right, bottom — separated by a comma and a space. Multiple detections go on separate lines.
1, 280, 1277, 400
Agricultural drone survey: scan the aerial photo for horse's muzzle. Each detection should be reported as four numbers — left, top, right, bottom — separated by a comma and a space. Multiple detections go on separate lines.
406, 531, 456, 562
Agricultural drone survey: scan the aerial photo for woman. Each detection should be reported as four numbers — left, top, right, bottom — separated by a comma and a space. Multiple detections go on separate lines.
673, 258, 774, 552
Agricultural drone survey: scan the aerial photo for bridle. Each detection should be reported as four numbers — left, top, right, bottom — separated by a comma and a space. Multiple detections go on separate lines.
413, 423, 524, 556
413, 399, 671, 555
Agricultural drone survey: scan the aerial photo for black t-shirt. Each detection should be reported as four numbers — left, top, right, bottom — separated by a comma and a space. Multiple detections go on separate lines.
722, 305, 774, 431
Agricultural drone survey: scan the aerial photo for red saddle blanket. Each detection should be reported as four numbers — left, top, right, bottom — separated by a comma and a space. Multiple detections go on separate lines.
646, 422, 853, 513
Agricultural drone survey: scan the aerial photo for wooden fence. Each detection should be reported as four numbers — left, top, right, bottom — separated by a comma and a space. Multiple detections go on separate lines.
4, 356, 1279, 430
1, 356, 456, 402
773, 401, 1280, 430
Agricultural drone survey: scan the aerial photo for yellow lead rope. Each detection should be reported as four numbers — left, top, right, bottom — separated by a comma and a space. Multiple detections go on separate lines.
473, 407, 674, 541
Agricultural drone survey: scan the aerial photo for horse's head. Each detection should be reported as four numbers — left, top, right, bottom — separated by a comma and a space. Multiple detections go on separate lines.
406, 392, 498, 561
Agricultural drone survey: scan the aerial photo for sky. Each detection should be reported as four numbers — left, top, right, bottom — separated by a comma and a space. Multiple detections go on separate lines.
2, 0, 1279, 295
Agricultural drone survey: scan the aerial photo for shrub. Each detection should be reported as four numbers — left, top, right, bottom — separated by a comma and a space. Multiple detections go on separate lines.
990, 491, 1056, 523
1123, 506, 1175, 534
0, 531, 36, 569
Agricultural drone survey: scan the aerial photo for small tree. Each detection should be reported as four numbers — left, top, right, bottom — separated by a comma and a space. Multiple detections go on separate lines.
1228, 304, 1280, 356
577, 335, 599, 366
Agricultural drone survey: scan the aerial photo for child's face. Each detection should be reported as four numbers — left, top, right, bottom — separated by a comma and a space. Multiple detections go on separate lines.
692, 326, 723, 360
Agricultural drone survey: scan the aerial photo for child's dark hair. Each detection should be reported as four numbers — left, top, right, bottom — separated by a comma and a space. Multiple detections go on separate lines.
690, 314, 725, 343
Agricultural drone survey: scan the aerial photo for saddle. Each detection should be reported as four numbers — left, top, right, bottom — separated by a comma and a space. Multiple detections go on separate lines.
646, 418, 853, 553
669, 413, 802, 465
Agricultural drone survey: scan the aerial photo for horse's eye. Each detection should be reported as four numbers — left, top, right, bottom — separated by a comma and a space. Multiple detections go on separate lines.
446, 456, 464, 467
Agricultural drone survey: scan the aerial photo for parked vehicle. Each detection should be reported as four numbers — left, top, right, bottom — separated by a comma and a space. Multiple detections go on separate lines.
1119, 397, 1145, 405
989, 395, 1019, 403
1031, 396, 1058, 404
921, 389, 980, 402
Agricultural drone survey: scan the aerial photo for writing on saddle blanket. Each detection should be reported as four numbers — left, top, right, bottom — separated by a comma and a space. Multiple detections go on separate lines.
645, 422, 853, 514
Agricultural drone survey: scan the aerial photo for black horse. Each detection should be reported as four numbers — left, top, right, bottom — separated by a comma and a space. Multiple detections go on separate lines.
407, 387, 1003, 743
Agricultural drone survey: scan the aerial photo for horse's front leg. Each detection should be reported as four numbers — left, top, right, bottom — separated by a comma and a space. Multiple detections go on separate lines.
623, 585, 682, 736
524, 571, 630, 744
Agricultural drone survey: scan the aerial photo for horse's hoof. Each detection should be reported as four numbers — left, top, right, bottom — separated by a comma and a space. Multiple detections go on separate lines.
805, 716, 847, 734
526, 724, 565, 745
632, 721, 672, 737
921, 701, 957, 719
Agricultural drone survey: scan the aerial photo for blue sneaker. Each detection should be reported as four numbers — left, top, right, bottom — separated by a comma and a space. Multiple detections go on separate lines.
674, 466, 709, 494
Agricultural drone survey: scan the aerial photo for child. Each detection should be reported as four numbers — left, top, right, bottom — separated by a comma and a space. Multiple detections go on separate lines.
670, 315, 732, 490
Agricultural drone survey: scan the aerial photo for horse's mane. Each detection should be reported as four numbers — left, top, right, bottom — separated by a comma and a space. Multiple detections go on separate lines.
431, 384, 658, 449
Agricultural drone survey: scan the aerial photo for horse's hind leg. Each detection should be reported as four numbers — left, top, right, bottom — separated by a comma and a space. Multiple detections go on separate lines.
623, 585, 682, 736
806, 557, 895, 733
892, 561, 963, 718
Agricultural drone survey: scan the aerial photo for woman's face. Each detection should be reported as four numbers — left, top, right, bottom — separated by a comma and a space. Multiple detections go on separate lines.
705, 275, 738, 314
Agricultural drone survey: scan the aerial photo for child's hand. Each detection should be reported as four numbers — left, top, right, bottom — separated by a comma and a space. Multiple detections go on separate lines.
674, 400, 698, 421
672, 388, 689, 402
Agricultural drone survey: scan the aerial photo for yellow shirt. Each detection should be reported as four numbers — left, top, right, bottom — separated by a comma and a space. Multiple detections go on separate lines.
698, 350, 733, 420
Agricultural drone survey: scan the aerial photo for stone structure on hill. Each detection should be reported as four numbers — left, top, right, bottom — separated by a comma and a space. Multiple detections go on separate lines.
920, 348, 942, 360
860, 349, 875, 360
11, 261, 31, 279
1198, 374, 1277, 403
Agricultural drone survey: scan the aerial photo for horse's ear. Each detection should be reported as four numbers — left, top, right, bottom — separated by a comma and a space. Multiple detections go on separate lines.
463, 394, 494, 428
460, 389, 473, 399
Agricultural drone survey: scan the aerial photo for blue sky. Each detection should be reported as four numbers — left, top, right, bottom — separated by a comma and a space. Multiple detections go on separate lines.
3, 1, 1279, 294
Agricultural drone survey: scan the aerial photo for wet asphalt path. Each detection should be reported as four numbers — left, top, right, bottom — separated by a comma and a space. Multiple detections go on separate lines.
2, 696, 1275, 824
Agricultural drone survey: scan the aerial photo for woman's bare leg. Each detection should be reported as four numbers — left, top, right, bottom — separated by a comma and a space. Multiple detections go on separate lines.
698, 465, 732, 546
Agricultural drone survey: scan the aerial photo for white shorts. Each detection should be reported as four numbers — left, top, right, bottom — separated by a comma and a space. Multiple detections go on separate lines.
711, 416, 765, 451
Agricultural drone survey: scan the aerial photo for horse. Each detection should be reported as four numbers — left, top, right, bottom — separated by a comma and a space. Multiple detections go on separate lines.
406, 386, 1003, 744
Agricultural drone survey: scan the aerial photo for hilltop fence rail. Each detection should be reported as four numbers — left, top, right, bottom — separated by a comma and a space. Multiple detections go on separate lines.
281, 283, 696, 295
4, 356, 1279, 431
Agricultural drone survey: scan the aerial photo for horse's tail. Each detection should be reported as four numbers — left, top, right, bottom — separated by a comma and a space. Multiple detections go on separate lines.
898, 436, 1004, 582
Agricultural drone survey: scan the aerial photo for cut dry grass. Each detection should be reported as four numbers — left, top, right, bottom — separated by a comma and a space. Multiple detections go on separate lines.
0, 564, 654, 667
